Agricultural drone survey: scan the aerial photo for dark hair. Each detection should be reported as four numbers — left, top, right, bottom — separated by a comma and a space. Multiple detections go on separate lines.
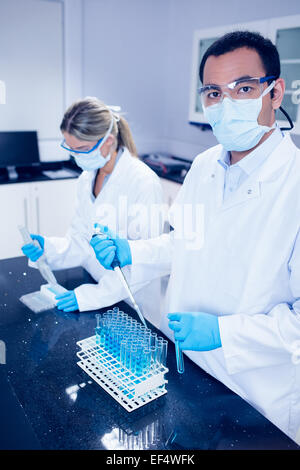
199, 30, 280, 95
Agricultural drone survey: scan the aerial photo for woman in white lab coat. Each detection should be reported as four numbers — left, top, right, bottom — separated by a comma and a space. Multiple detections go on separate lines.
22, 97, 165, 324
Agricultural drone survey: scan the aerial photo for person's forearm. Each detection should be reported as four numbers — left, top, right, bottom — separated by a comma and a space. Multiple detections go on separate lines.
74, 266, 161, 312
42, 235, 88, 270
129, 232, 173, 269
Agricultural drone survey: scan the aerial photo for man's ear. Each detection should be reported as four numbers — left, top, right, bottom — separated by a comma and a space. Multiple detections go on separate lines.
272, 78, 285, 110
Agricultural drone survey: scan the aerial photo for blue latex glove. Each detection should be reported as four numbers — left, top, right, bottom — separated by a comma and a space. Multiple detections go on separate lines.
21, 234, 44, 262
55, 290, 79, 312
168, 312, 222, 351
90, 224, 132, 270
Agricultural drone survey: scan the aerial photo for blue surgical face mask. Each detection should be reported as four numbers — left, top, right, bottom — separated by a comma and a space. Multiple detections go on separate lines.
203, 81, 276, 151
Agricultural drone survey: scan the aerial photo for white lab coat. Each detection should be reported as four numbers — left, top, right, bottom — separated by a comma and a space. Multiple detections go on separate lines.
129, 133, 300, 443
39, 147, 166, 326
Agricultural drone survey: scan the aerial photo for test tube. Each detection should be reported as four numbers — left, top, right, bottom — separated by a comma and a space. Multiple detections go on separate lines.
103, 311, 113, 321
125, 339, 132, 364
142, 427, 149, 449
95, 313, 101, 345
158, 339, 168, 390
98, 317, 106, 348
120, 339, 127, 368
133, 344, 144, 377
150, 346, 157, 371
113, 307, 119, 315
160, 339, 168, 367
119, 428, 124, 444
95, 313, 101, 327
142, 347, 151, 375
156, 341, 163, 370
175, 340, 184, 374
111, 326, 120, 358
118, 311, 127, 323
149, 421, 155, 445
104, 319, 111, 352
130, 346, 138, 374
150, 332, 157, 348
143, 332, 151, 348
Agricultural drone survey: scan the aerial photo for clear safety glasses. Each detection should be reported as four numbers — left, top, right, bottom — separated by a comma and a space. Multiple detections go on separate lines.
60, 136, 103, 154
198, 75, 276, 107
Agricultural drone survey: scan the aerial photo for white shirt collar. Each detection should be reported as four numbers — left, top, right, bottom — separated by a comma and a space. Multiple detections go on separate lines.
217, 124, 284, 176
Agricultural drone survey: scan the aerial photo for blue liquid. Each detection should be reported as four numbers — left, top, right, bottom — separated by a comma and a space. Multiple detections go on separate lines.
95, 311, 168, 379
175, 340, 184, 374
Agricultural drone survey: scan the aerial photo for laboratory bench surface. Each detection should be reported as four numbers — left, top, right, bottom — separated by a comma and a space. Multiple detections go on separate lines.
0, 256, 299, 451
0, 160, 81, 185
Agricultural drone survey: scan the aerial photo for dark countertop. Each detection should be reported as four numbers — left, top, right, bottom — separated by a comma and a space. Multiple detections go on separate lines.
0, 256, 298, 450
0, 156, 185, 186
0, 161, 81, 185
141, 153, 191, 184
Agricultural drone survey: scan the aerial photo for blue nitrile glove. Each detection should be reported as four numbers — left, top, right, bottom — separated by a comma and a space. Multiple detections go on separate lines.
21, 234, 44, 262
55, 290, 79, 312
167, 312, 222, 351
90, 224, 132, 270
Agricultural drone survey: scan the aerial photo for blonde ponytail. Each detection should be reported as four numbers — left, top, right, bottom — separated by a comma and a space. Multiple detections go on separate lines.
60, 97, 138, 157
116, 116, 138, 157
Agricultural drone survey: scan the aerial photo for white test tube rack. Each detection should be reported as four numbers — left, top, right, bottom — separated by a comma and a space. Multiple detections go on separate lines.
76, 335, 168, 412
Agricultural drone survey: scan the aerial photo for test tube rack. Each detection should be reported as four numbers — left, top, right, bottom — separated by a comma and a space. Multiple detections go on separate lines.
76, 335, 168, 412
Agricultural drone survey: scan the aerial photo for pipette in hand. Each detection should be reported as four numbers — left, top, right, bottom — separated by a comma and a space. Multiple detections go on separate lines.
19, 225, 57, 285
91, 225, 147, 327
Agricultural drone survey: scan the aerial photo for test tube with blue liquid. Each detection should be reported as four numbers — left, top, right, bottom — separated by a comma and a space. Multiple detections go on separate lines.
175, 340, 184, 374
95, 313, 101, 345
94, 309, 168, 379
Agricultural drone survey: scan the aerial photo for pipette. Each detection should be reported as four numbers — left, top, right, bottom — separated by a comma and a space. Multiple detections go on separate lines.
18, 225, 57, 285
92, 226, 147, 327
175, 340, 185, 374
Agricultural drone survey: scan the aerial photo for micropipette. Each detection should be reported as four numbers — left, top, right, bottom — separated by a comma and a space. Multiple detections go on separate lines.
19, 225, 57, 285
175, 340, 184, 374
92, 227, 147, 327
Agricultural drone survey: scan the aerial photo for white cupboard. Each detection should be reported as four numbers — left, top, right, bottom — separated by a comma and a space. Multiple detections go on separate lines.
0, 178, 78, 260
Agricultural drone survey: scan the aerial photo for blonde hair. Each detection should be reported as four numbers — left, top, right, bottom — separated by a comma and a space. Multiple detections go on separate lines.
60, 97, 138, 157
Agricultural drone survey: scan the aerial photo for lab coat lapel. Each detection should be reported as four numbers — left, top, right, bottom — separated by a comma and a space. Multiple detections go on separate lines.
215, 133, 295, 212
94, 148, 130, 202
257, 133, 295, 182
210, 149, 260, 212
105, 147, 131, 187
219, 177, 261, 212
213, 159, 226, 210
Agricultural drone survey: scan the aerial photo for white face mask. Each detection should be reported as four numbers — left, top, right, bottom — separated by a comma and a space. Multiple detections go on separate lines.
70, 111, 115, 171
73, 142, 112, 171
203, 81, 276, 151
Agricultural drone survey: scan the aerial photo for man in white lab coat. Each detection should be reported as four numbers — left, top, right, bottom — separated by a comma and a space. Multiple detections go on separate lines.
90, 31, 300, 443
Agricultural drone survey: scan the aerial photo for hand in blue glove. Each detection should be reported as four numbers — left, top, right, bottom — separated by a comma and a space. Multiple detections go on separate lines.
90, 224, 132, 270
55, 290, 79, 312
168, 312, 222, 351
22, 234, 44, 262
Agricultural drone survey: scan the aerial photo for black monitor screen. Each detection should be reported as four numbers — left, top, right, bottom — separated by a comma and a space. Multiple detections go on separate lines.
0, 131, 40, 168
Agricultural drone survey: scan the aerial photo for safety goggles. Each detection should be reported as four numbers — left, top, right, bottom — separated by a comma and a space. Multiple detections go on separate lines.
198, 76, 276, 107
60, 137, 103, 154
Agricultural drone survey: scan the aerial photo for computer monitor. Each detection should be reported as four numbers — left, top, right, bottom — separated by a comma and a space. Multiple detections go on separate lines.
0, 131, 40, 179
